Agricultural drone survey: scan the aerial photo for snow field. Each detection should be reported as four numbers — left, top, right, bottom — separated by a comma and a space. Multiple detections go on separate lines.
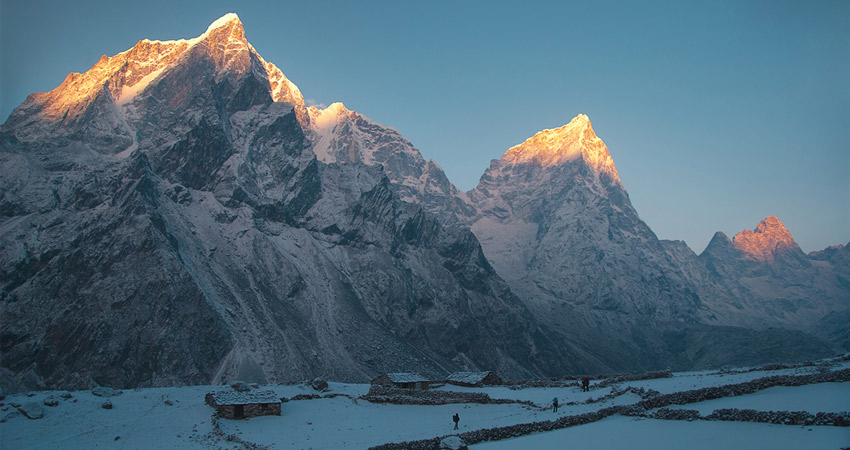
665, 382, 850, 414
470, 415, 850, 450
2, 360, 848, 449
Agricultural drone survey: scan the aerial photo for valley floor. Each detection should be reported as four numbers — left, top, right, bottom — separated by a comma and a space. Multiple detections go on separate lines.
2, 357, 849, 449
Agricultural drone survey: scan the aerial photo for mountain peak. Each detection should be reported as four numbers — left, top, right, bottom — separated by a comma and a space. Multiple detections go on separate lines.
206, 13, 242, 33
199, 13, 246, 46
308, 102, 349, 118
733, 216, 800, 261
753, 215, 785, 234
3, 12, 289, 139
500, 114, 621, 184
308, 102, 351, 130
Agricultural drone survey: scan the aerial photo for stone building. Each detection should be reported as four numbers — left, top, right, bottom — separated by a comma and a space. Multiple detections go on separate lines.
205, 389, 281, 419
445, 371, 503, 387
371, 372, 431, 390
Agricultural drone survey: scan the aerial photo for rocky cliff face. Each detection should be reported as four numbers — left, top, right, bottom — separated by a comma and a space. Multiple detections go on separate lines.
0, 14, 561, 392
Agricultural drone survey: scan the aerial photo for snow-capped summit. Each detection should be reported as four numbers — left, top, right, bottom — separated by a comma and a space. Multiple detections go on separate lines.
732, 216, 801, 262
500, 114, 621, 186
1, 13, 308, 150
205, 12, 242, 33
468, 112, 699, 331
305, 101, 475, 219
307, 102, 356, 163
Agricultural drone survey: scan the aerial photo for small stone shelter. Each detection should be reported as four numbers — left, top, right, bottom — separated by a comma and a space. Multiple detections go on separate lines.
446, 371, 503, 387
205, 389, 281, 419
371, 372, 431, 390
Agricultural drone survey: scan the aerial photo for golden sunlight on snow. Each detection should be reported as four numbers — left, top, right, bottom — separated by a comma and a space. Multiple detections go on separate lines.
501, 114, 621, 184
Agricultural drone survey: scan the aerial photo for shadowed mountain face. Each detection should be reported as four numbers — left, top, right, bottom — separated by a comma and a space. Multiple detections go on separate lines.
1, 14, 847, 393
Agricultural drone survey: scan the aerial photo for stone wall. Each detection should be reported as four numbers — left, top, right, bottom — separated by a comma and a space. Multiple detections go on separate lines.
623, 368, 850, 414
216, 402, 281, 419
369, 368, 850, 450
361, 386, 534, 407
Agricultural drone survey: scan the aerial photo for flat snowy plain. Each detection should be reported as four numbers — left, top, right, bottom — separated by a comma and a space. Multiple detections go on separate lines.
2, 358, 848, 449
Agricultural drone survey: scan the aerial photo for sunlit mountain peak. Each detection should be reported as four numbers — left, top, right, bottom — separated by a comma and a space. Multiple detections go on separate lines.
733, 216, 800, 261
501, 114, 620, 184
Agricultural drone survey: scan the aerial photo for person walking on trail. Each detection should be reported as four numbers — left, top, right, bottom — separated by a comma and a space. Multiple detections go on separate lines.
582, 378, 590, 392
453, 412, 460, 430
552, 397, 559, 413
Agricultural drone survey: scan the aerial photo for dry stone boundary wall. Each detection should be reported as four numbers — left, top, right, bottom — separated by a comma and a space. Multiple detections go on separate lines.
369, 368, 850, 450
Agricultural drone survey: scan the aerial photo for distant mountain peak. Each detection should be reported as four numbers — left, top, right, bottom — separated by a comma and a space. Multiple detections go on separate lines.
308, 102, 349, 120
307, 102, 401, 165
500, 114, 620, 185
733, 216, 800, 261
205, 13, 242, 33
199, 13, 248, 49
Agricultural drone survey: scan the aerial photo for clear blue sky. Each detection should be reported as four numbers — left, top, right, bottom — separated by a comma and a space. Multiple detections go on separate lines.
2, 0, 848, 253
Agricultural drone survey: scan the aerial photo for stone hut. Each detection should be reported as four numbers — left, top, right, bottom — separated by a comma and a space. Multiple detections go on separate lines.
205, 389, 281, 419
445, 371, 503, 387
371, 372, 431, 390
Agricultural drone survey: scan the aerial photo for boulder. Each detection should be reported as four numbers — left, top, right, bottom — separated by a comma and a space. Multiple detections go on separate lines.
2, 410, 22, 422
439, 435, 468, 450
92, 387, 122, 397
310, 377, 329, 392
18, 403, 45, 419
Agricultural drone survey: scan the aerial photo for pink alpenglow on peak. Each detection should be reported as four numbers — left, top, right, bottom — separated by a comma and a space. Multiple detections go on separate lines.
733, 216, 800, 262
501, 114, 621, 184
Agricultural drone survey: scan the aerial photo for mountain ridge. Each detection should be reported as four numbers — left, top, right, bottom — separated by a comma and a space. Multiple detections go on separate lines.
1, 13, 846, 393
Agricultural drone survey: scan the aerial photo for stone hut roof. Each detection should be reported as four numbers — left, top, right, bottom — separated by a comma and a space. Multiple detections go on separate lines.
207, 389, 279, 406
385, 373, 428, 383
447, 371, 492, 384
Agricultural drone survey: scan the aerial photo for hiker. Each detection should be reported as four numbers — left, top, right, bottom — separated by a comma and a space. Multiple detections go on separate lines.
582, 378, 590, 392
552, 397, 559, 412
453, 412, 460, 430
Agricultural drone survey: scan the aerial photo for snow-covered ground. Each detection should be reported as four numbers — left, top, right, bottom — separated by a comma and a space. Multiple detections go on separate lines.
666, 382, 850, 414
2, 359, 848, 449
471, 416, 850, 450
